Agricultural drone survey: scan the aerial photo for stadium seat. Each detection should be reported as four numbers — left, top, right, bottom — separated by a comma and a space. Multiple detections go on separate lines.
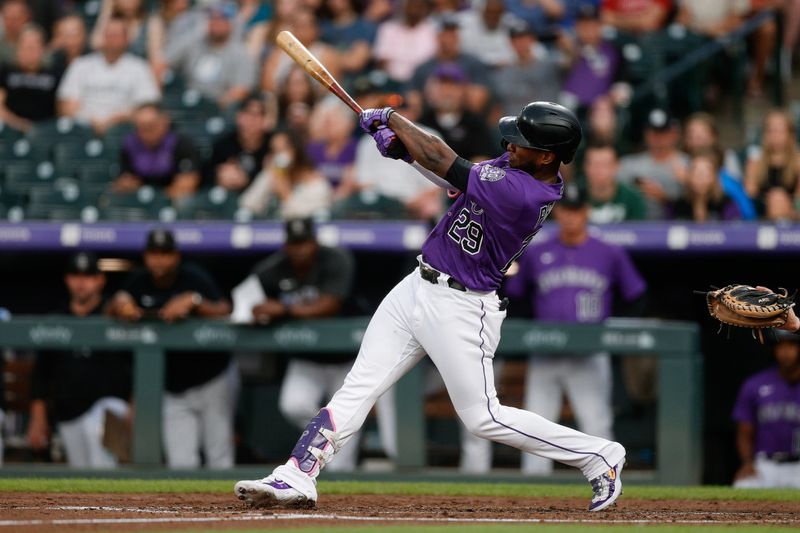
78, 166, 116, 198
3, 137, 49, 164
98, 186, 170, 221
26, 182, 89, 221
3, 161, 63, 196
162, 89, 221, 122
180, 187, 246, 220
53, 138, 116, 176
330, 192, 408, 220
175, 115, 229, 160
27, 118, 93, 147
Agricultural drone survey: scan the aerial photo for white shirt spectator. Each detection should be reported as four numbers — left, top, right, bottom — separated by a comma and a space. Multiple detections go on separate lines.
355, 135, 438, 203
373, 19, 437, 82
456, 9, 517, 68
57, 52, 159, 123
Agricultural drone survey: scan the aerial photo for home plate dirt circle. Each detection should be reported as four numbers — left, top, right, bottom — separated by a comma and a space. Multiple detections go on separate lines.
0, 493, 797, 531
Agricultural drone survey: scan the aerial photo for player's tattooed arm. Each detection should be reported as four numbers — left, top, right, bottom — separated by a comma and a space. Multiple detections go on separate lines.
388, 113, 457, 178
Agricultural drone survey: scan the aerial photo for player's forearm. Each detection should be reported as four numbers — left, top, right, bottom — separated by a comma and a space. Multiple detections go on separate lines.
736, 423, 756, 464
389, 113, 457, 178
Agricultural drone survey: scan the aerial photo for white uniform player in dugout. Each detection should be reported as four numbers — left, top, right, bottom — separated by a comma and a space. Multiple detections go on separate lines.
235, 101, 627, 512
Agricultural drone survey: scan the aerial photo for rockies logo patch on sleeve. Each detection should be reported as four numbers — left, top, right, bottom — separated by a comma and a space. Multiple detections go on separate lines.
479, 165, 506, 182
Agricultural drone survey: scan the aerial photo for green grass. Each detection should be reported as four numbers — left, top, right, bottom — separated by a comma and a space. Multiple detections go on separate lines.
0, 478, 797, 501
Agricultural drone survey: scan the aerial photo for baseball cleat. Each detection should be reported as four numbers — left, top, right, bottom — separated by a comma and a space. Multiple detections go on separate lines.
234, 475, 316, 509
587, 460, 624, 512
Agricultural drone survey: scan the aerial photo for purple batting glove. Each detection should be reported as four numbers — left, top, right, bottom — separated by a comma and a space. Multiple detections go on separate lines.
359, 107, 395, 133
372, 125, 412, 162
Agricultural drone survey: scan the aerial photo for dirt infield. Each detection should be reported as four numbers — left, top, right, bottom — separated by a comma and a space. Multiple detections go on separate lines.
0, 492, 797, 531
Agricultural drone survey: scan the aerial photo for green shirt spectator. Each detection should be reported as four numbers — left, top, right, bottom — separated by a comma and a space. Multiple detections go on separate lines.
589, 181, 646, 224
583, 142, 647, 224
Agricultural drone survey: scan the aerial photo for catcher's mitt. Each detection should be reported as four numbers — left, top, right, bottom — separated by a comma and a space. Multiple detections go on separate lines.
696, 285, 796, 343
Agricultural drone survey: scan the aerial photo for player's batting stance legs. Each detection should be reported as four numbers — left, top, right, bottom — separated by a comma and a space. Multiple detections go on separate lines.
236, 99, 625, 512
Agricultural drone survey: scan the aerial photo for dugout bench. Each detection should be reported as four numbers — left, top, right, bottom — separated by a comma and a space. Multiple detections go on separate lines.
0, 317, 701, 484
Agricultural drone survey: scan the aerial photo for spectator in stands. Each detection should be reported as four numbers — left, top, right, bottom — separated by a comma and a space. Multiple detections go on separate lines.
263, 0, 298, 48
319, 0, 377, 78
207, 93, 274, 193
107, 228, 235, 469
0, 25, 62, 132
744, 109, 800, 221
114, 103, 200, 200
504, 0, 566, 36
234, 0, 272, 58
584, 143, 646, 224
261, 9, 339, 93
406, 15, 492, 118
562, 3, 620, 112
456, 0, 516, 69
617, 108, 688, 219
50, 15, 89, 70
732, 331, 800, 488
350, 71, 442, 220
276, 65, 317, 135
166, 1, 257, 109
244, 217, 395, 471
0, 0, 31, 64
671, 151, 741, 222
746, 0, 781, 98
583, 95, 625, 151
91, 0, 150, 58
418, 63, 495, 161
600, 0, 670, 35
492, 21, 573, 118
27, 252, 132, 468
683, 112, 756, 220
676, 0, 748, 38
57, 17, 160, 135
147, 0, 206, 82
306, 97, 359, 199
240, 129, 332, 218
372, 0, 437, 83
504, 183, 647, 475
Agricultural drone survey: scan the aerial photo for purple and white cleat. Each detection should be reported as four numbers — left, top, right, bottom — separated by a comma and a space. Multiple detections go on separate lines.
235, 464, 318, 508
587, 460, 624, 512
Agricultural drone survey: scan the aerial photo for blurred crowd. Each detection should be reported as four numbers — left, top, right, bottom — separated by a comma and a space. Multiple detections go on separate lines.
0, 0, 798, 222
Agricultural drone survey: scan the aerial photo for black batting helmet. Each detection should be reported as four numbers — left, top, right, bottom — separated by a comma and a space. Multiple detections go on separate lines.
498, 102, 582, 164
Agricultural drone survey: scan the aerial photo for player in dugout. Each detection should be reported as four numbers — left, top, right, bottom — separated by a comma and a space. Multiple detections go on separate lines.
235, 101, 626, 512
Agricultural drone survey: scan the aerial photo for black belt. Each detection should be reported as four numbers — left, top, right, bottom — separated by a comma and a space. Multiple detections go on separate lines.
419, 264, 467, 292
765, 452, 800, 463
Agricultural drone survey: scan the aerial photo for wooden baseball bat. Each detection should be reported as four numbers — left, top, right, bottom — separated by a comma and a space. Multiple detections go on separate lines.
276, 30, 363, 114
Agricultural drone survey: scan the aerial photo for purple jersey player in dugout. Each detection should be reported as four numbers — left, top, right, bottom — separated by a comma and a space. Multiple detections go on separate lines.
236, 102, 627, 512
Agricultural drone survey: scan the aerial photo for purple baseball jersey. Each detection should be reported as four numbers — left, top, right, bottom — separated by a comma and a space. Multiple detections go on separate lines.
732, 368, 800, 455
504, 236, 646, 322
421, 153, 563, 292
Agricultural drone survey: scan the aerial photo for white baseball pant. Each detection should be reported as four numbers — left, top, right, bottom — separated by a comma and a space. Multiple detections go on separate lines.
522, 354, 614, 475
163, 361, 239, 469
323, 268, 624, 481
279, 359, 397, 470
58, 397, 129, 468
733, 454, 800, 488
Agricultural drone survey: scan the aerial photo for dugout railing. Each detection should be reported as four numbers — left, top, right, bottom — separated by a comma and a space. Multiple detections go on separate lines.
0, 317, 701, 484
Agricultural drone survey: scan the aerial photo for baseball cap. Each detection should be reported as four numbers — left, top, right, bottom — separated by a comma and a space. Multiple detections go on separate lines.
559, 183, 589, 208
508, 20, 534, 38
437, 13, 460, 31
145, 228, 178, 252
575, 2, 599, 20
352, 70, 402, 96
285, 217, 316, 244
66, 251, 101, 275
646, 108, 678, 131
207, 1, 237, 19
433, 62, 469, 84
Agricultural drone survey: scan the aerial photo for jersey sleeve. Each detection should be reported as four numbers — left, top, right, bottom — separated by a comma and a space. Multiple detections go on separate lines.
467, 161, 527, 225
612, 245, 646, 302
731, 377, 757, 424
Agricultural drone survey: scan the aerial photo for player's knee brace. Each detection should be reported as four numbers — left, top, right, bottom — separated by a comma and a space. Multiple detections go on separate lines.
289, 407, 340, 475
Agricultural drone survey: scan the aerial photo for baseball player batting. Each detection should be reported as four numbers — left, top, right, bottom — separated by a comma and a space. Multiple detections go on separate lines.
235, 101, 626, 512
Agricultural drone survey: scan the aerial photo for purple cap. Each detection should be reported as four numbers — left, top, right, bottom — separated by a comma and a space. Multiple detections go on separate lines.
433, 62, 468, 83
